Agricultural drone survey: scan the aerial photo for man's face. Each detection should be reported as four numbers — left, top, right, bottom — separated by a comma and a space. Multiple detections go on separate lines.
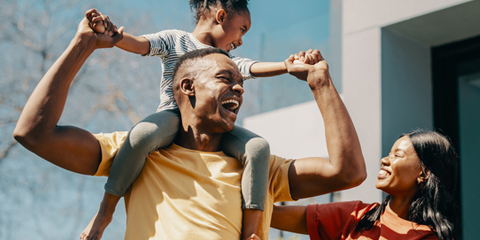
191, 53, 244, 133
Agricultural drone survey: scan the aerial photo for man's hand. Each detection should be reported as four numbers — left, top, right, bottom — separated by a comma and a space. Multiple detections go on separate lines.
285, 49, 330, 90
293, 49, 322, 65
77, 10, 124, 49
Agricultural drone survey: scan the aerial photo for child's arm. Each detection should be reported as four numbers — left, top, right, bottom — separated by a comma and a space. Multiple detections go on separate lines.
250, 62, 287, 78
86, 9, 150, 55
250, 49, 321, 78
115, 32, 150, 55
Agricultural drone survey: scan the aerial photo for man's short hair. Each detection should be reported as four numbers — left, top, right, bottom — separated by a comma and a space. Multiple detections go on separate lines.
172, 48, 230, 81
172, 48, 230, 103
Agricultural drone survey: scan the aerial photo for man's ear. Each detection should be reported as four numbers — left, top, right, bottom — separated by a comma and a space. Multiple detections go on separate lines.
215, 9, 227, 25
180, 78, 195, 96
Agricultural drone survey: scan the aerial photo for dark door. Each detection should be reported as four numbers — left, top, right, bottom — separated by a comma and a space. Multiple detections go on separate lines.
432, 35, 480, 240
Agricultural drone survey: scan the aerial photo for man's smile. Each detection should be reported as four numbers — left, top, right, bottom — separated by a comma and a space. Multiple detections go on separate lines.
221, 98, 240, 112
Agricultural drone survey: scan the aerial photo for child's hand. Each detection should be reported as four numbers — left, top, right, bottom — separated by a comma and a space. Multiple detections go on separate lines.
293, 49, 322, 65
86, 9, 105, 33
86, 9, 119, 37
77, 15, 124, 49
285, 49, 325, 81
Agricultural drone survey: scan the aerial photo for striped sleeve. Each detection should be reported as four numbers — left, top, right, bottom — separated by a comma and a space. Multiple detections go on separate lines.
142, 30, 181, 57
231, 56, 258, 80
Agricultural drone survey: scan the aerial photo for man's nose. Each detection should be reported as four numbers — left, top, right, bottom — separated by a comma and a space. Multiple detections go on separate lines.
232, 83, 244, 95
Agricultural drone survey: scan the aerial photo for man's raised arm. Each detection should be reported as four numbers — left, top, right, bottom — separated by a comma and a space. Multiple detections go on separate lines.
13, 11, 124, 175
285, 50, 367, 200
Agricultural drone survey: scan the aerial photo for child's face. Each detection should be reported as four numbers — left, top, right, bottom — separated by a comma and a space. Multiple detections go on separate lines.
215, 10, 251, 52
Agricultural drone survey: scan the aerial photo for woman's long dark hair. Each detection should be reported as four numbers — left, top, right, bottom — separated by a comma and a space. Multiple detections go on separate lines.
355, 130, 458, 240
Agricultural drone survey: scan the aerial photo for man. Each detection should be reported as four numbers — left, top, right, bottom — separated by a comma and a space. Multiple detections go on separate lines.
14, 16, 366, 240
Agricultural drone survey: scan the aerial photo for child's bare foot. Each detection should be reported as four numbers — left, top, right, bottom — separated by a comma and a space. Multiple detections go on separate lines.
79, 210, 112, 240
79, 192, 121, 240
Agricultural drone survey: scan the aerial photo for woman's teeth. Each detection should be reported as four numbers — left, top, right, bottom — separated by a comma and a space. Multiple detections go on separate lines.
378, 169, 390, 176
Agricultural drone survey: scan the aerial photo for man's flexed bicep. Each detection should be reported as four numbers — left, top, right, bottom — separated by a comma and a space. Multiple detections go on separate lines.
14, 123, 103, 175
288, 155, 364, 200
13, 15, 123, 175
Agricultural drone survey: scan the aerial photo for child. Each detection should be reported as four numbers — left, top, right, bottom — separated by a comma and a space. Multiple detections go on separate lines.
80, 2, 319, 240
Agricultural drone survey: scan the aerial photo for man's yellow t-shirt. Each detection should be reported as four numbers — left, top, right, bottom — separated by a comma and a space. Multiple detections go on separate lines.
94, 132, 294, 240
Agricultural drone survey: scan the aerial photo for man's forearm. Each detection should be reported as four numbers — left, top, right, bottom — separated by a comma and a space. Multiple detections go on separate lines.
250, 62, 287, 78
310, 74, 366, 188
15, 35, 95, 141
14, 32, 103, 175
285, 52, 366, 199
271, 205, 308, 234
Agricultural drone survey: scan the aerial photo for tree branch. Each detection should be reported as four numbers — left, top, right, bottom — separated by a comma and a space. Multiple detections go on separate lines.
0, 140, 18, 164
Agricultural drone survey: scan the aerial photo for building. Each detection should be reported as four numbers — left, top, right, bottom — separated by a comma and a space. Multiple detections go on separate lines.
245, 1, 480, 239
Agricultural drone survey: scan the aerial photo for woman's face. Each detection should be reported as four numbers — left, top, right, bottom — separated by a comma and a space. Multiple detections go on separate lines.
376, 136, 425, 198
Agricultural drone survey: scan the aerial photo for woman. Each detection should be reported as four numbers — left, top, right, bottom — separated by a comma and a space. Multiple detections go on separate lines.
271, 130, 458, 240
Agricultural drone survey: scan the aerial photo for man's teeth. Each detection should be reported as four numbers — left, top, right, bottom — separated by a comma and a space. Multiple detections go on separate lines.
222, 99, 239, 110
230, 43, 235, 50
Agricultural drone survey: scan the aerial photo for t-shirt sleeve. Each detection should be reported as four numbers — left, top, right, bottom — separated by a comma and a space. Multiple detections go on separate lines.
142, 30, 177, 57
306, 201, 376, 240
257, 155, 295, 240
268, 155, 294, 202
93, 131, 129, 176
230, 56, 258, 80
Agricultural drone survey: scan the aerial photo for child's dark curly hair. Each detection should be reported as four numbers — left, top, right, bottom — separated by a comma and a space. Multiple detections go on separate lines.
189, 0, 250, 23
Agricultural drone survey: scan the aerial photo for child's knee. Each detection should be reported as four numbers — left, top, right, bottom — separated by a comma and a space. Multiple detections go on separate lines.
245, 137, 270, 158
128, 122, 163, 147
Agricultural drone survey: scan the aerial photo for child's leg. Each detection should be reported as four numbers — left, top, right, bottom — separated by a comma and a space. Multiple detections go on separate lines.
105, 108, 180, 195
80, 109, 180, 240
221, 126, 270, 239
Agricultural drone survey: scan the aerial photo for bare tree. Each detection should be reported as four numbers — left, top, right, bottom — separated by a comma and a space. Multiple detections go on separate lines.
0, 0, 164, 239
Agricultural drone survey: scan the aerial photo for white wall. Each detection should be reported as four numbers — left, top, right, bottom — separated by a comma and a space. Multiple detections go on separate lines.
341, 26, 383, 202
343, 0, 470, 34
381, 28, 433, 156
244, 101, 328, 160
